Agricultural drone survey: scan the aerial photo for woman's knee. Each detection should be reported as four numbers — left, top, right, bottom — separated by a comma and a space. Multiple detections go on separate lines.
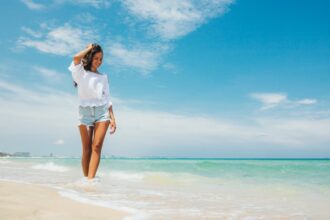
92, 141, 103, 154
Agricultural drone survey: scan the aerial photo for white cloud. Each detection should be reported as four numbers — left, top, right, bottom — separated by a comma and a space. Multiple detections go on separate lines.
112, 109, 330, 151
250, 93, 288, 110
17, 23, 99, 56
21, 0, 45, 10
0, 78, 78, 155
254, 117, 330, 146
111, 0, 234, 72
122, 0, 234, 40
106, 41, 170, 74
21, 27, 43, 38
17, 1, 233, 74
72, 12, 96, 23
70, 0, 112, 8
1, 76, 329, 157
53, 139, 65, 145
21, 0, 112, 9
250, 93, 318, 110
33, 66, 65, 82
0, 79, 55, 104
296, 99, 317, 105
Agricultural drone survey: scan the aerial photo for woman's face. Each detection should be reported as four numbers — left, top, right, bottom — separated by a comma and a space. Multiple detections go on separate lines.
92, 52, 103, 71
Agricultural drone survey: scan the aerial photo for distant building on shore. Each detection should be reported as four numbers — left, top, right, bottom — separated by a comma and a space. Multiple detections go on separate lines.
0, 152, 11, 157
12, 152, 30, 157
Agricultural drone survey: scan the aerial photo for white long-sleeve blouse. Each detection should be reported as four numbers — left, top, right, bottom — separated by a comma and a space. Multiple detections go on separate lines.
68, 61, 112, 108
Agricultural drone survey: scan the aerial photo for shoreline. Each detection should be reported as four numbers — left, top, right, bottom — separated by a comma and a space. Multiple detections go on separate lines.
0, 180, 129, 220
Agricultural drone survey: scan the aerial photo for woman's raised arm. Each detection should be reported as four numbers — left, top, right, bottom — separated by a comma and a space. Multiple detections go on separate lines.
73, 43, 94, 65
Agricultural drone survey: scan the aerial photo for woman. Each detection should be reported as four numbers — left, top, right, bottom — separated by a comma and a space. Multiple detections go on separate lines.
68, 43, 116, 180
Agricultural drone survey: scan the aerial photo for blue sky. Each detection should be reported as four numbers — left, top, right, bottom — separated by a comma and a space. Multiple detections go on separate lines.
0, 0, 329, 157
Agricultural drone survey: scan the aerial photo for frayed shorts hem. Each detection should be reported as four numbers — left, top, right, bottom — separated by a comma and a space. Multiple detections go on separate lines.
77, 119, 110, 127
77, 104, 110, 127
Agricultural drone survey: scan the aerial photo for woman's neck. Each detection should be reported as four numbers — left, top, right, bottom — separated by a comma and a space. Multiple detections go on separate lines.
90, 67, 99, 73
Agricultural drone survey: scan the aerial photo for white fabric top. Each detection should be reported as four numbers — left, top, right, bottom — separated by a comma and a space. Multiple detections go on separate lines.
68, 61, 112, 107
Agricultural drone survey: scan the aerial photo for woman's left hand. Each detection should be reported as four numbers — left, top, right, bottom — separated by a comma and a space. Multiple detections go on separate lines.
109, 119, 116, 134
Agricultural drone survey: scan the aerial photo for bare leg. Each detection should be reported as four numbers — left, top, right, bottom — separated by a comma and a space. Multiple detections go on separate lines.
88, 121, 110, 179
78, 125, 94, 177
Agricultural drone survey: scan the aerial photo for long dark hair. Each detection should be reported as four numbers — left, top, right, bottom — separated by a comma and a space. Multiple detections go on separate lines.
74, 43, 103, 87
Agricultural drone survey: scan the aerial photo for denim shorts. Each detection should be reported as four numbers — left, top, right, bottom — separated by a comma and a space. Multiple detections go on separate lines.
78, 104, 110, 127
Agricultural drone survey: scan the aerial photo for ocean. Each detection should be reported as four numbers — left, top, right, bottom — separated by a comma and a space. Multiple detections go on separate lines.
1, 157, 330, 219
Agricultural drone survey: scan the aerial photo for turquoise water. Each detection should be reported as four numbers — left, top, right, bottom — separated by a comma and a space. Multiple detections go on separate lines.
1, 157, 330, 219
5, 157, 330, 185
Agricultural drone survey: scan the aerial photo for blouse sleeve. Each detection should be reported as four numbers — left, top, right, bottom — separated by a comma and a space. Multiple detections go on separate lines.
104, 76, 113, 108
68, 60, 85, 84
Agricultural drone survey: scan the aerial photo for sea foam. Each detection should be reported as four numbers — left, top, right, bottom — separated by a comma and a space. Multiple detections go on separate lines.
32, 162, 69, 172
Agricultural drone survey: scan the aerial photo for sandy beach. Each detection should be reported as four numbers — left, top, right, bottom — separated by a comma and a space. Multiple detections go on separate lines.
1, 158, 330, 219
0, 180, 128, 220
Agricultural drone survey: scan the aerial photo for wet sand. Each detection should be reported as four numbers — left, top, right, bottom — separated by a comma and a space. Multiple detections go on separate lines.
0, 180, 128, 220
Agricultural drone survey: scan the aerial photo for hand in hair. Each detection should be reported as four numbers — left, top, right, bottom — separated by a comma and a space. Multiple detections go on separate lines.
73, 43, 94, 65
87, 43, 94, 49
